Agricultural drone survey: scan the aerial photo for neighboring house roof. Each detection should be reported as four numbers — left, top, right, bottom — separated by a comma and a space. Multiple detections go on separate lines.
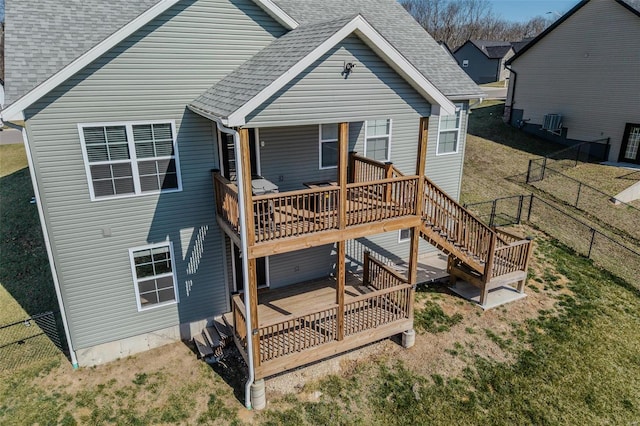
507, 0, 640, 65
189, 15, 457, 125
510, 38, 533, 54
2, 0, 482, 121
458, 40, 514, 59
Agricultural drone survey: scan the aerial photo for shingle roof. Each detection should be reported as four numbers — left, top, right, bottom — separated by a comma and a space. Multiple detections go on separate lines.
3, 0, 483, 108
4, 0, 160, 104
510, 38, 533, 54
469, 40, 513, 59
273, 0, 482, 98
189, 16, 355, 120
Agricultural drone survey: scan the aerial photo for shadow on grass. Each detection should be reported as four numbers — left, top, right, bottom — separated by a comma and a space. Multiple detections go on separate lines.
468, 103, 563, 158
0, 168, 58, 319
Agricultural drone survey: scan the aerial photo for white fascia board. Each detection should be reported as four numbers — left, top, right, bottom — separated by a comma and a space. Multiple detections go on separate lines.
0, 0, 182, 123
227, 15, 455, 126
252, 0, 298, 29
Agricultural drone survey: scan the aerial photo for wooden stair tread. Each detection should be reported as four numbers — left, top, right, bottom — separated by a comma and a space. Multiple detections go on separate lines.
204, 326, 222, 348
213, 316, 231, 341
193, 334, 214, 358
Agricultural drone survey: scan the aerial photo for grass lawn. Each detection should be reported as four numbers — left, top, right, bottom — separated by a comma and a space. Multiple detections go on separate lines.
0, 144, 58, 324
479, 81, 507, 88
2, 109, 640, 424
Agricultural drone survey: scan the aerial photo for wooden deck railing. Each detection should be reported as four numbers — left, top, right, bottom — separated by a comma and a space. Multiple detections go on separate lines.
363, 251, 409, 290
422, 177, 494, 265
253, 186, 340, 242
232, 296, 248, 354
491, 239, 532, 277
349, 153, 404, 183
346, 176, 418, 226
258, 305, 338, 363
344, 284, 412, 336
213, 172, 240, 233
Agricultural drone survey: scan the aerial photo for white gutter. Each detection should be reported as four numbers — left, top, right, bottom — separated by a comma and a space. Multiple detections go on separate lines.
3, 121, 79, 368
213, 119, 255, 410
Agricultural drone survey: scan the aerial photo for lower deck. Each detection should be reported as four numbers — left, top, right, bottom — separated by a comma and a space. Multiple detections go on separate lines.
229, 254, 415, 379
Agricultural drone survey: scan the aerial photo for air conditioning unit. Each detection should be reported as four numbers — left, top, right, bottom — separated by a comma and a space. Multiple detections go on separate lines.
542, 114, 563, 135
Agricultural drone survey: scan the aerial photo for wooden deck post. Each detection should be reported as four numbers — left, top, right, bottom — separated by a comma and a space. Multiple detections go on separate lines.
517, 237, 534, 293
238, 128, 260, 366
239, 128, 255, 247
363, 251, 370, 287
248, 258, 261, 367
348, 151, 357, 184
408, 117, 429, 286
336, 123, 349, 342
481, 231, 498, 306
384, 162, 394, 202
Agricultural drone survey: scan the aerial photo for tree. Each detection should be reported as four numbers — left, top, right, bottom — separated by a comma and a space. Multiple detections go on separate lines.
401, 0, 551, 50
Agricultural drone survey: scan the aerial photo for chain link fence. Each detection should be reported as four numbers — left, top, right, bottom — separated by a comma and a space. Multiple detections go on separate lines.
465, 195, 640, 287
0, 311, 64, 373
526, 163, 640, 243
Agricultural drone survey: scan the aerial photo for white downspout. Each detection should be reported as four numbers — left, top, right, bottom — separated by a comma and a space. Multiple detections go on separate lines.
213, 119, 255, 410
3, 121, 79, 368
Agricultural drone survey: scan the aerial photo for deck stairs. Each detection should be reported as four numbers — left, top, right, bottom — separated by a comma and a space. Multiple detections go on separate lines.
416, 173, 533, 304
192, 317, 233, 364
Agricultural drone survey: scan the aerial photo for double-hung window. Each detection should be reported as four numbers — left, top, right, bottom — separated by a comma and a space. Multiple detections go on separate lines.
319, 123, 339, 169
79, 121, 181, 200
129, 242, 179, 311
365, 119, 391, 162
437, 105, 462, 155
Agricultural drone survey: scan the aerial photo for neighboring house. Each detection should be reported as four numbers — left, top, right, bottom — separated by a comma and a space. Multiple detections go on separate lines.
505, 0, 640, 164
453, 40, 515, 84
3, 0, 532, 408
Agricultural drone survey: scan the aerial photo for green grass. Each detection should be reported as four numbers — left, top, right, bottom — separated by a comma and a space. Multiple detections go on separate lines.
414, 300, 463, 333
0, 144, 57, 324
480, 81, 508, 88
256, 239, 640, 425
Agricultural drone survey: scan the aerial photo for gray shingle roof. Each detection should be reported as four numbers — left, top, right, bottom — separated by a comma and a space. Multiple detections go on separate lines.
4, 0, 483, 108
4, 0, 161, 104
273, 0, 483, 98
190, 16, 355, 119
469, 40, 513, 59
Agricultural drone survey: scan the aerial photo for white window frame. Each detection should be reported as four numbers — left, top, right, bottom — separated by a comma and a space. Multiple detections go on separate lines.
398, 228, 411, 243
78, 120, 182, 201
318, 124, 339, 170
129, 241, 180, 312
436, 105, 463, 156
364, 119, 392, 162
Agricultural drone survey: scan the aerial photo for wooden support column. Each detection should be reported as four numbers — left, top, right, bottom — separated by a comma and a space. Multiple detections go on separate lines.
239, 128, 260, 365
239, 128, 256, 247
408, 117, 429, 286
337, 240, 345, 341
248, 258, 260, 366
336, 122, 349, 342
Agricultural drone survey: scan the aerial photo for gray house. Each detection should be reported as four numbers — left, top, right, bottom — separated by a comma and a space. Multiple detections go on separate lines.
3, 0, 533, 409
505, 0, 640, 163
453, 40, 515, 84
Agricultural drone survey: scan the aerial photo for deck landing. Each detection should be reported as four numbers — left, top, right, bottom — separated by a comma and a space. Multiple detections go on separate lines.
449, 280, 527, 310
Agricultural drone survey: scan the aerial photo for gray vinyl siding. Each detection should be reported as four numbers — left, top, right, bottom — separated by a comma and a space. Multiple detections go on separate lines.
509, 0, 640, 161
245, 35, 431, 127
453, 43, 500, 84
23, 0, 285, 350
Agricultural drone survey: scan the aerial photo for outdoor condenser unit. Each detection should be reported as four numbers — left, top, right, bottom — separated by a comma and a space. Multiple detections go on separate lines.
542, 114, 563, 135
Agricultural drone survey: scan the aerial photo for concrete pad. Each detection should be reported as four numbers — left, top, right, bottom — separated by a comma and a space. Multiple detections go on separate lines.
394, 252, 449, 284
449, 280, 526, 310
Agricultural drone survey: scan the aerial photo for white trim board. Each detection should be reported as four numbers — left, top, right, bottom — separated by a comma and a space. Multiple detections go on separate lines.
0, 0, 299, 123
226, 15, 456, 126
